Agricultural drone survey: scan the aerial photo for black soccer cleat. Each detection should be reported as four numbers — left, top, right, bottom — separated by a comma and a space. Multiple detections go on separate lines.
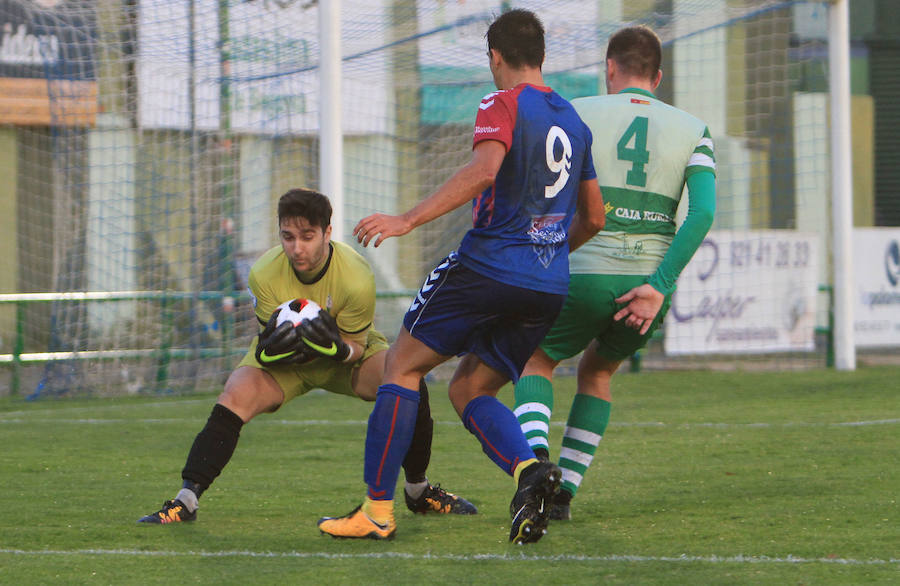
405, 483, 478, 515
549, 488, 572, 521
137, 499, 197, 524
509, 461, 561, 544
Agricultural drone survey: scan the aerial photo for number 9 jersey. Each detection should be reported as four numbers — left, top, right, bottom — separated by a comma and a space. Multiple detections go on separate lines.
458, 83, 596, 296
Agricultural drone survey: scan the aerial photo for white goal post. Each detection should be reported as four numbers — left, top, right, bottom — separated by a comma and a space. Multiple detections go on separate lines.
828, 0, 855, 370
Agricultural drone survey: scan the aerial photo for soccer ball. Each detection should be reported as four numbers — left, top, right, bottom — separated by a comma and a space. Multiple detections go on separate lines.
274, 298, 321, 327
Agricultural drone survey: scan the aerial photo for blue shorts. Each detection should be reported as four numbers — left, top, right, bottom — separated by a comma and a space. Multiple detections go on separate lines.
403, 252, 566, 383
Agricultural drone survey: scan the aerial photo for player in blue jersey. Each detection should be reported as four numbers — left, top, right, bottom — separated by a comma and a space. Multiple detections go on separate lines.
318, 9, 606, 544
513, 25, 717, 521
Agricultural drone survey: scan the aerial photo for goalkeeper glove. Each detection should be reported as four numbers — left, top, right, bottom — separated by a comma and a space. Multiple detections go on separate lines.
255, 312, 316, 366
299, 309, 352, 362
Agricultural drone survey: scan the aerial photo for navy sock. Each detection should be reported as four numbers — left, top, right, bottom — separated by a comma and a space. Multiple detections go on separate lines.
364, 384, 419, 501
462, 395, 535, 476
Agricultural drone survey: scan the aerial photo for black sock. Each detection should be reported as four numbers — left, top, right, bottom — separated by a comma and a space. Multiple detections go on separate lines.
181, 403, 244, 497
402, 378, 433, 484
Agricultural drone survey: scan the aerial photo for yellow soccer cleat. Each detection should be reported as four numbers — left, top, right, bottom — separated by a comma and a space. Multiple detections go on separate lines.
317, 504, 396, 540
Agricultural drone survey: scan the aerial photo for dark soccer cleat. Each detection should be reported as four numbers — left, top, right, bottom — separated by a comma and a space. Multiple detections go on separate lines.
549, 488, 572, 521
405, 483, 478, 515
137, 499, 196, 524
508, 461, 561, 544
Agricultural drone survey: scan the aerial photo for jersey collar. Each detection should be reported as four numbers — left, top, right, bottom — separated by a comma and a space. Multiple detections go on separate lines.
618, 87, 656, 99
515, 82, 552, 93
293, 242, 334, 285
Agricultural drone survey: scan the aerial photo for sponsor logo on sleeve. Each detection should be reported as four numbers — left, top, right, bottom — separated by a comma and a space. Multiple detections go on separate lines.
474, 125, 501, 135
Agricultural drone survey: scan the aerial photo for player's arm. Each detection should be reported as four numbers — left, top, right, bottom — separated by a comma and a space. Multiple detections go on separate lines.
568, 178, 605, 252
568, 125, 605, 251
615, 170, 716, 333
615, 127, 717, 334
353, 140, 506, 247
646, 170, 716, 295
247, 268, 278, 331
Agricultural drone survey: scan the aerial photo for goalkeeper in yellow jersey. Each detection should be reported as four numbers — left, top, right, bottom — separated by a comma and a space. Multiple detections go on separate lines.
138, 188, 475, 525
512, 25, 717, 521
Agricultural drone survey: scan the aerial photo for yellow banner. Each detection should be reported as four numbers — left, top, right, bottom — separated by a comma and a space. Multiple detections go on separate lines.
0, 78, 96, 126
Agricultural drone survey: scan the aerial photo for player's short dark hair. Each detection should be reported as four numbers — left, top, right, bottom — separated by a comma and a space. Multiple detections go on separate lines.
486, 8, 545, 69
606, 25, 662, 80
278, 188, 332, 230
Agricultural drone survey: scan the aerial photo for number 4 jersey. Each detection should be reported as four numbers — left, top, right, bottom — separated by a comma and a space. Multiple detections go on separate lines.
458, 83, 596, 295
570, 88, 715, 276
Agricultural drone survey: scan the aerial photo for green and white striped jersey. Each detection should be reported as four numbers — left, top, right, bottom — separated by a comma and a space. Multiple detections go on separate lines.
570, 88, 715, 275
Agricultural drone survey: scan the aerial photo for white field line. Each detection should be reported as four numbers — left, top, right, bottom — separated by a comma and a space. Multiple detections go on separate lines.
0, 398, 213, 418
0, 548, 897, 566
0, 417, 898, 428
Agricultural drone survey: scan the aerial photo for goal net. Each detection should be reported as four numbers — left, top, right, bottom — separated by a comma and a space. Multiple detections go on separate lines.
0, 0, 843, 397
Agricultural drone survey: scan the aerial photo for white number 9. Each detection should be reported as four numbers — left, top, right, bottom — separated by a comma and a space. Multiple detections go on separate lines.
544, 125, 573, 198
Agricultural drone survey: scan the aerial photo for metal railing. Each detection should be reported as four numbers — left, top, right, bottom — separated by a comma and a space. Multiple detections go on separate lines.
1, 285, 833, 394
0, 289, 417, 396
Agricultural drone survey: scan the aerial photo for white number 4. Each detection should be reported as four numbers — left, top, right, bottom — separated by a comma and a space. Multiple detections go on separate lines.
544, 125, 573, 198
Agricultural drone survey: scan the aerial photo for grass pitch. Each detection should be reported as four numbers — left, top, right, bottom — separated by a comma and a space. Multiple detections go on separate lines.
0, 366, 898, 584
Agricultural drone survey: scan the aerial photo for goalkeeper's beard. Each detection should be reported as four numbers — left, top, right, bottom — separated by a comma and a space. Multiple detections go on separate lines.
291, 256, 320, 274
291, 247, 328, 274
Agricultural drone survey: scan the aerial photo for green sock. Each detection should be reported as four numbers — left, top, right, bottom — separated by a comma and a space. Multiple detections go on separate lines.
559, 394, 611, 498
513, 375, 554, 456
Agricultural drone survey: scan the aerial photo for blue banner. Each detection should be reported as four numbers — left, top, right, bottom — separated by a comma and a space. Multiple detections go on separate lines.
0, 0, 96, 81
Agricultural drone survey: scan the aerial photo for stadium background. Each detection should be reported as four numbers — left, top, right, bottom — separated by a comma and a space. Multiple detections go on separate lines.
0, 0, 898, 398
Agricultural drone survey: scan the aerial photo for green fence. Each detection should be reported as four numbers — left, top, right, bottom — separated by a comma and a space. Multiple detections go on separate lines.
0, 290, 416, 396
1, 285, 834, 396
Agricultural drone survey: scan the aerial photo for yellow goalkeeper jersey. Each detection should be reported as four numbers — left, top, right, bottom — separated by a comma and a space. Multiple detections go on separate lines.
247, 240, 375, 345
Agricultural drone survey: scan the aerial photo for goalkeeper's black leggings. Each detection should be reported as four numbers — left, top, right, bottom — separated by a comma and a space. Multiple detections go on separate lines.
401, 378, 433, 484
181, 379, 435, 496
181, 403, 243, 496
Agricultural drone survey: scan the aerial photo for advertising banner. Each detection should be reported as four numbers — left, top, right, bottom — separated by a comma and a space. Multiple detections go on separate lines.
416, 0, 601, 124
853, 228, 900, 348
137, 0, 389, 134
665, 230, 819, 355
0, 0, 96, 126
416, 0, 599, 71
